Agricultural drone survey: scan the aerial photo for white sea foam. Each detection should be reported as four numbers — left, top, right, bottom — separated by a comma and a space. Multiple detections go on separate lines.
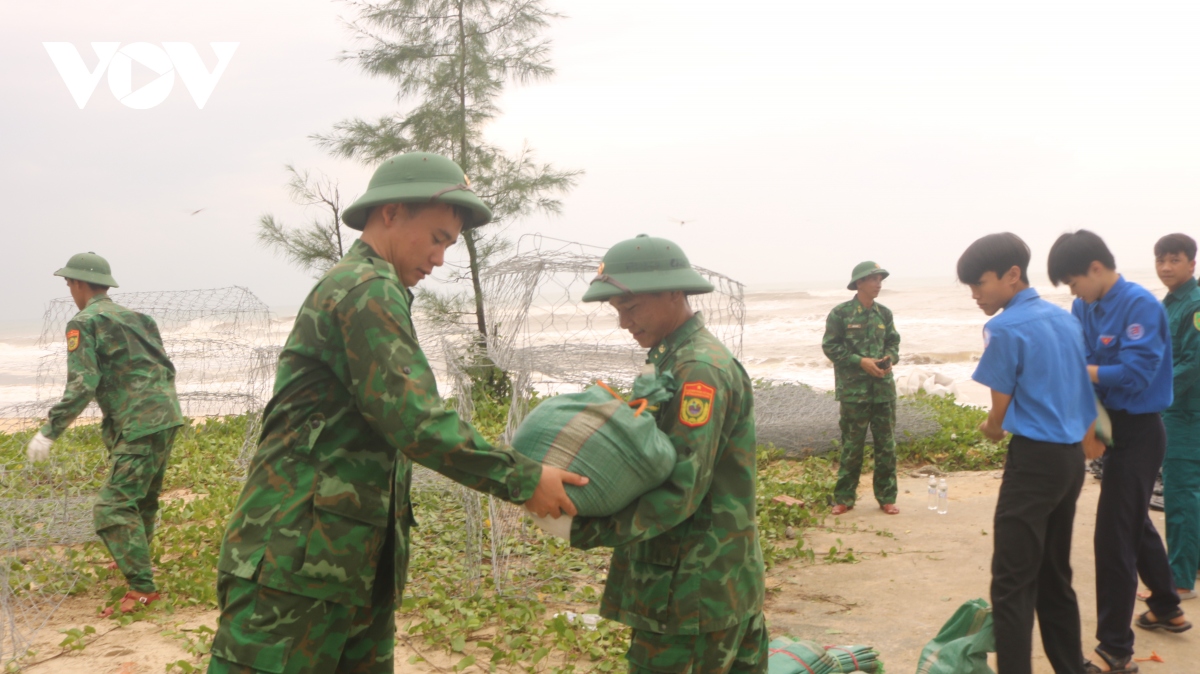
0, 271, 1166, 412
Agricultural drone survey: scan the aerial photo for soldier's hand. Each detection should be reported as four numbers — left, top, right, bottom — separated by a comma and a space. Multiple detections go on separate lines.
26, 433, 52, 463
859, 357, 886, 378
525, 466, 589, 519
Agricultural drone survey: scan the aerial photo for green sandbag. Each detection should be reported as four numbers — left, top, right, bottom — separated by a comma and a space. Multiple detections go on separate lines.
1094, 394, 1113, 446
825, 644, 883, 673
511, 371, 677, 517
767, 637, 838, 674
915, 598, 995, 674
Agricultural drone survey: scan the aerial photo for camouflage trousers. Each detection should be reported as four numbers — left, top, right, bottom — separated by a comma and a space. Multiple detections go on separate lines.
95, 427, 176, 593
207, 572, 395, 674
626, 613, 768, 674
834, 401, 897, 507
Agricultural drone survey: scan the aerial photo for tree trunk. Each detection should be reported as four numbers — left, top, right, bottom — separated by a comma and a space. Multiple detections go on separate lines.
455, 0, 487, 341
462, 228, 488, 339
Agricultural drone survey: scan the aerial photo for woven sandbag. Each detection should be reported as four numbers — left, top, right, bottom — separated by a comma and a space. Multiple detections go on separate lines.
767, 638, 838, 674
511, 373, 677, 517
824, 644, 883, 673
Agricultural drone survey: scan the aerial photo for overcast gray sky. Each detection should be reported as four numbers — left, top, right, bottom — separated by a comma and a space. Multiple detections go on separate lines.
4, 0, 1200, 321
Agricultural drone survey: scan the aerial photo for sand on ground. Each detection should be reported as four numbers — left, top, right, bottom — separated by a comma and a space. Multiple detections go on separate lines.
18, 471, 1195, 673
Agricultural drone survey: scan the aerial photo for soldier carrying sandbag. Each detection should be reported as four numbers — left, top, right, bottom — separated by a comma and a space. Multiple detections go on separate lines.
569, 235, 768, 674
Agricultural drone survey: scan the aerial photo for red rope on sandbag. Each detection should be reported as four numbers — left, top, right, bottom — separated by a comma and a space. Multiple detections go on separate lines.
825, 646, 859, 670
769, 648, 816, 674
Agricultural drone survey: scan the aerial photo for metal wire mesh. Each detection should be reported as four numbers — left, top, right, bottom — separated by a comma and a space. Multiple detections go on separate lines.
753, 382, 940, 458
409, 235, 747, 596
0, 287, 275, 662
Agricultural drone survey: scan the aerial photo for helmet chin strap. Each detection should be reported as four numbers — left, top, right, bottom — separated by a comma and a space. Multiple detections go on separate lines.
590, 273, 634, 295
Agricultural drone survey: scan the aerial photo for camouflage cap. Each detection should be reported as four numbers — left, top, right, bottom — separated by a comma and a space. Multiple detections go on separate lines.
848, 261, 888, 291
55, 252, 119, 288
582, 235, 714, 302
341, 152, 492, 231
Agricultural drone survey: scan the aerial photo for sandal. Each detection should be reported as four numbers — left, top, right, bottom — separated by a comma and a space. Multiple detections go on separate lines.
1135, 609, 1192, 633
100, 590, 160, 618
831, 504, 853, 515
1083, 647, 1139, 674
879, 503, 899, 515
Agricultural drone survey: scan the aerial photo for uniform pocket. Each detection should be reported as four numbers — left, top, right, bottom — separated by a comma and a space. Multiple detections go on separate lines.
297, 476, 389, 592
210, 576, 303, 673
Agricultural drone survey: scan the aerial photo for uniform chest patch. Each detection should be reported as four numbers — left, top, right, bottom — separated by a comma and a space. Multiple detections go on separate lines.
1100, 335, 1115, 346
847, 323, 864, 329
66, 329, 80, 352
679, 381, 715, 428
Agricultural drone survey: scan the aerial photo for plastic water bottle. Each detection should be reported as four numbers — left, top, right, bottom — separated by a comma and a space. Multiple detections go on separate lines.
937, 478, 948, 515
927, 475, 938, 510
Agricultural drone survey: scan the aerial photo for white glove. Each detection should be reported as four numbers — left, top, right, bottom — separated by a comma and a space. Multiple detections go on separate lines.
529, 511, 573, 540
26, 433, 53, 463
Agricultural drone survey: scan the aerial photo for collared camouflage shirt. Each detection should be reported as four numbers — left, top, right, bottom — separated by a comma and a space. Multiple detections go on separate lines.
1163, 277, 1200, 413
571, 313, 765, 635
822, 297, 900, 403
42, 294, 183, 450
216, 239, 543, 606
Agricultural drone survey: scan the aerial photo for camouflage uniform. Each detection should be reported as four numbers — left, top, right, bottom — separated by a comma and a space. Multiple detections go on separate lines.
208, 239, 544, 674
572, 314, 768, 674
1161, 276, 1200, 592
821, 298, 900, 507
42, 294, 183, 593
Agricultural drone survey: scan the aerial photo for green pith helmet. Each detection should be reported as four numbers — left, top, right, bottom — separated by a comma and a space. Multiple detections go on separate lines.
848, 260, 889, 291
54, 252, 119, 288
341, 152, 492, 231
582, 235, 714, 303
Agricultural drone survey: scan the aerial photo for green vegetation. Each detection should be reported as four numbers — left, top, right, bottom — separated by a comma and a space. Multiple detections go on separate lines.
896, 393, 1007, 471
0, 389, 1004, 670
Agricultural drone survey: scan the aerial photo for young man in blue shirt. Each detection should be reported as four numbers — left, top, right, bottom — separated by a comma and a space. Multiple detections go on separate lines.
1048, 230, 1191, 674
961, 233, 1097, 674
1153, 234, 1200, 602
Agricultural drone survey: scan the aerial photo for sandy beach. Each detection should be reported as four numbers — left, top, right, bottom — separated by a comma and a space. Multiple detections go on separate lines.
15, 470, 1192, 674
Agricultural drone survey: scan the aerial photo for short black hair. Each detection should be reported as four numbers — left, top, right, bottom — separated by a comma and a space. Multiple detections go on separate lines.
1154, 233, 1197, 261
86, 282, 110, 292
1047, 230, 1115, 286
956, 233, 1031, 285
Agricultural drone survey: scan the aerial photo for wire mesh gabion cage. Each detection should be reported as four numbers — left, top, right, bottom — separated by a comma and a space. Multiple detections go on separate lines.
409, 235, 747, 595
0, 286, 275, 662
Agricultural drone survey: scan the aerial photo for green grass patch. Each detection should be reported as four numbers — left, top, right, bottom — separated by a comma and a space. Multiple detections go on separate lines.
0, 388, 1001, 670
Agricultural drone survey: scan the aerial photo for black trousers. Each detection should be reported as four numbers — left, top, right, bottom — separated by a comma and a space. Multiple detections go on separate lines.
992, 436, 1086, 674
1094, 410, 1179, 659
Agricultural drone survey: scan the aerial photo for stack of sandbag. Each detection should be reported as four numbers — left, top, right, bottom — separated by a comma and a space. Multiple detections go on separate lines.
512, 370, 677, 518
767, 638, 838, 674
768, 638, 884, 674
823, 644, 883, 673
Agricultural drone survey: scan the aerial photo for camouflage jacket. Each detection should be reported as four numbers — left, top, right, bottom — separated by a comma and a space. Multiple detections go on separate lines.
822, 298, 900, 403
216, 239, 543, 606
42, 295, 183, 450
571, 314, 765, 635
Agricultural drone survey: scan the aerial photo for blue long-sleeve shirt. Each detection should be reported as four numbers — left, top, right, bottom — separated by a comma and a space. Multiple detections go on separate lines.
1071, 275, 1173, 414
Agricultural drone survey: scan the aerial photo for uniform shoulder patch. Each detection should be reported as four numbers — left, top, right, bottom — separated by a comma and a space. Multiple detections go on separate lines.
679, 381, 715, 428
1193, 311, 1200, 331
66, 329, 80, 353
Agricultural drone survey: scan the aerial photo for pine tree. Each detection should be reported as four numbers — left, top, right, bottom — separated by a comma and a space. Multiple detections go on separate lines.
256, 165, 351, 277
313, 0, 580, 339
